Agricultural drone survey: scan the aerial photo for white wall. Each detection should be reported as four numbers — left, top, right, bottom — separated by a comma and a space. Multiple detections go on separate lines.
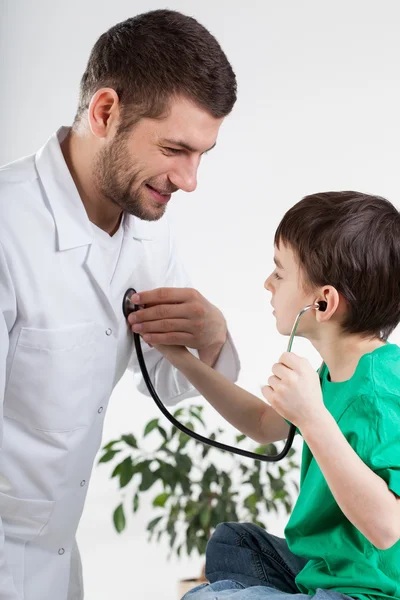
2, 1, 400, 598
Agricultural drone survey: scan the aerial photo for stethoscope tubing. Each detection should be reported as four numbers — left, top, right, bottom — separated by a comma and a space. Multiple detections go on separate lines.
123, 287, 325, 462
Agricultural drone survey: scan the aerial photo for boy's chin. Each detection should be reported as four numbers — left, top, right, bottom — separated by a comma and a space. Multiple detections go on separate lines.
276, 320, 306, 338
275, 321, 292, 336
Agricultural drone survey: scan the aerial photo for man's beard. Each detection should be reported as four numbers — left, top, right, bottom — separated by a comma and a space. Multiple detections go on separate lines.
92, 134, 171, 222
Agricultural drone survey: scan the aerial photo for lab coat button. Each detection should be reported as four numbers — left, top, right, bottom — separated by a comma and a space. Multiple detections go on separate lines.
80, 480, 86, 487
58, 548, 65, 556
105, 328, 112, 336
98, 406, 103, 414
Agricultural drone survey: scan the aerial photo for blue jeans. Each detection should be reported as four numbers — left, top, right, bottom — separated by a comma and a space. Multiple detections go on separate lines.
182, 522, 353, 600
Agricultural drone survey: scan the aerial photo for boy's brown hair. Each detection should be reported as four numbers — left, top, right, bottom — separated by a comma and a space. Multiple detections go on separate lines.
275, 191, 400, 340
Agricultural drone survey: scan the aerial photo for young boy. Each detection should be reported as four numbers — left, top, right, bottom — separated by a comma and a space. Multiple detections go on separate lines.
152, 191, 400, 600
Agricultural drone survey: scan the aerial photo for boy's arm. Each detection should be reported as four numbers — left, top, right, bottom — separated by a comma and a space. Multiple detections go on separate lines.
301, 409, 400, 550
155, 345, 290, 444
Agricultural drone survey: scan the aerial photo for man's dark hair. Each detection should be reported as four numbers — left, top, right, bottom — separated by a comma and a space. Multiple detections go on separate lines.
74, 9, 237, 130
274, 191, 400, 340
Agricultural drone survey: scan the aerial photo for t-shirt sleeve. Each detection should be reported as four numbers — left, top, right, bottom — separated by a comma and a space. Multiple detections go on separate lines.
340, 394, 400, 497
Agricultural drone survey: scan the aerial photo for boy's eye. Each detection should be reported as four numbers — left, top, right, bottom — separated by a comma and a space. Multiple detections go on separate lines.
273, 272, 282, 280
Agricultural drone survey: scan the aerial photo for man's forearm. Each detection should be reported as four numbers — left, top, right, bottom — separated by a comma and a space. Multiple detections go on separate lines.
301, 410, 400, 549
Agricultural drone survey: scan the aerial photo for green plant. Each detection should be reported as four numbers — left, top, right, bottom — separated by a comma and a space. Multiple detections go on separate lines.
99, 404, 299, 559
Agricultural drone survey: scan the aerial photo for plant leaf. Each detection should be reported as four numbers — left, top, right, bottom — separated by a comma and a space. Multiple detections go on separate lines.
139, 468, 157, 492
144, 418, 159, 437
147, 516, 163, 532
113, 504, 126, 533
200, 508, 211, 529
119, 456, 134, 488
121, 434, 138, 448
153, 492, 170, 508
98, 449, 120, 463
189, 409, 206, 427
102, 439, 119, 451
157, 426, 168, 441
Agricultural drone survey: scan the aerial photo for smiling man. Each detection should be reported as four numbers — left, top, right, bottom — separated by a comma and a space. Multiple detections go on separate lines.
0, 10, 239, 600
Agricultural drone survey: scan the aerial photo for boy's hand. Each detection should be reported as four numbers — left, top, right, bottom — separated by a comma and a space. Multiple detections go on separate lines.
261, 352, 326, 430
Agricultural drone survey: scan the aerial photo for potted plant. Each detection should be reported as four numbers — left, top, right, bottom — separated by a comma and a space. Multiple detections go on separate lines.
98, 404, 299, 596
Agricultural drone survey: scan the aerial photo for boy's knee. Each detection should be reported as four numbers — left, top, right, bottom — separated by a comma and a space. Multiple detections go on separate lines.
205, 523, 248, 583
208, 522, 247, 549
207, 522, 276, 562
205, 522, 272, 587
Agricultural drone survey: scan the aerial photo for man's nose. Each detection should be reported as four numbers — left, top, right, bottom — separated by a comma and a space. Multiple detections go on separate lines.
169, 157, 199, 193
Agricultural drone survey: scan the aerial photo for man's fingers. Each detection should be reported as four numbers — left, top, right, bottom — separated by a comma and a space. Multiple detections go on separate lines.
128, 303, 203, 325
141, 332, 195, 346
130, 287, 199, 307
131, 318, 193, 335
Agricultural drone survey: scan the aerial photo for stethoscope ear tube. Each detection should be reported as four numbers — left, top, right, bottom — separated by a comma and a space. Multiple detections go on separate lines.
123, 287, 304, 462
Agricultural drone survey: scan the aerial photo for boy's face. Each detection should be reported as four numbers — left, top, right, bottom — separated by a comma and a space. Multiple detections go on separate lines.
264, 242, 318, 337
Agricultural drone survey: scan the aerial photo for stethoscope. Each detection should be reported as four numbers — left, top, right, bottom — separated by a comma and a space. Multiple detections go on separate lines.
123, 287, 327, 462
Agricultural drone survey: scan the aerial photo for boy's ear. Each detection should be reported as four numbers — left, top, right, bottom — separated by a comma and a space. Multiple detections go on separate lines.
314, 286, 341, 322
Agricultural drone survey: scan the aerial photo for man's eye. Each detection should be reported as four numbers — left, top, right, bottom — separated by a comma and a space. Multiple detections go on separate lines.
164, 147, 181, 155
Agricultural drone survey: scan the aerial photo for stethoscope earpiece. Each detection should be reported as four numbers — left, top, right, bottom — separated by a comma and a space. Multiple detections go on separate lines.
317, 300, 327, 312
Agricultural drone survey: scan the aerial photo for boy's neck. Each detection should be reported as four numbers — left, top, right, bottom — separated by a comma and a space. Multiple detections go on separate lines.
313, 335, 387, 383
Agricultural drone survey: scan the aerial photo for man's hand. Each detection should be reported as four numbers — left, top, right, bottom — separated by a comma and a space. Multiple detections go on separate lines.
261, 352, 326, 430
127, 288, 227, 357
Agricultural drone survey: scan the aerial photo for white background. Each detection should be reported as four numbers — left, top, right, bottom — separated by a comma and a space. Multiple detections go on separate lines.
1, 1, 400, 598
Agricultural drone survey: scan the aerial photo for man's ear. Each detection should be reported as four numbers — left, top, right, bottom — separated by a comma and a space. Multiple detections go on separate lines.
88, 88, 120, 138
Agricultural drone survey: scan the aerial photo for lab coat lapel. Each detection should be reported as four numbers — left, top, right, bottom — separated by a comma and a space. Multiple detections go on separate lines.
110, 215, 154, 311
35, 128, 156, 325
35, 129, 118, 323
84, 241, 116, 319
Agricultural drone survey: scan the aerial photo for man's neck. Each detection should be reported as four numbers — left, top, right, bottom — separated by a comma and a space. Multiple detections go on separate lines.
60, 128, 122, 235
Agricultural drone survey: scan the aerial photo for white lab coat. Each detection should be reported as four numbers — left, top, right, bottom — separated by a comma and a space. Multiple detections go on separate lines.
0, 128, 240, 600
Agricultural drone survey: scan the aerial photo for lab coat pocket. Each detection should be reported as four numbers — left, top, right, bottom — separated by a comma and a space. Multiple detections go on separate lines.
0, 491, 54, 541
6, 323, 97, 431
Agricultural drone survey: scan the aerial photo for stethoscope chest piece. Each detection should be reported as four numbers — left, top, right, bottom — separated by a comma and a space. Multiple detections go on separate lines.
123, 288, 138, 319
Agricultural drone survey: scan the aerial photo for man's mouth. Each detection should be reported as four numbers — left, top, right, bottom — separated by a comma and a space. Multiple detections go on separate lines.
145, 184, 173, 204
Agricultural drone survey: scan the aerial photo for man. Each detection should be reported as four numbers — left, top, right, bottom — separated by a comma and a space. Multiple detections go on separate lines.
0, 10, 239, 600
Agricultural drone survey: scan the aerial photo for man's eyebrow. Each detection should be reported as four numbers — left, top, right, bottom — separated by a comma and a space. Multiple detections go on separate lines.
273, 256, 284, 269
161, 138, 217, 154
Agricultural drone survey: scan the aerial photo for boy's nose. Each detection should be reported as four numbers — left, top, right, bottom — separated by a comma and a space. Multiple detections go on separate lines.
264, 276, 273, 292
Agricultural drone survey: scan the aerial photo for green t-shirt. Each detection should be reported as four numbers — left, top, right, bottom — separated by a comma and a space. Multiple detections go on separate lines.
284, 342, 400, 600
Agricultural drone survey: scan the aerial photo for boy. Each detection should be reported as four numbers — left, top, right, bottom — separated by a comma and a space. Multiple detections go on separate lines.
151, 191, 400, 600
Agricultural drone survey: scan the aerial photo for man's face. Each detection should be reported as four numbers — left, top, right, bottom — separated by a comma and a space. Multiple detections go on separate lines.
264, 242, 318, 337
93, 96, 224, 221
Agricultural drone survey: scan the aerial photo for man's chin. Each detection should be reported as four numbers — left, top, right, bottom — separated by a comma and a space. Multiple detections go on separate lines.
124, 199, 167, 221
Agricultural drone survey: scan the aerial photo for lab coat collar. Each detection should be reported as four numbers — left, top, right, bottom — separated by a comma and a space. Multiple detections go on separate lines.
35, 127, 153, 251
